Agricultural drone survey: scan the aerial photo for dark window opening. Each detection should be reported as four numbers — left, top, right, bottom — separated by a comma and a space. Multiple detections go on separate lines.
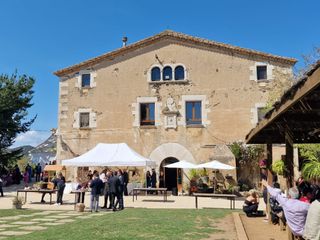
80, 112, 90, 128
151, 67, 161, 81
163, 66, 172, 80
81, 74, 91, 87
174, 66, 185, 80
257, 66, 267, 80
140, 103, 155, 126
186, 101, 202, 125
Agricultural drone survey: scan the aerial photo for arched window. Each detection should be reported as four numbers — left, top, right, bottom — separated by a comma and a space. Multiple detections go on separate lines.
151, 67, 161, 81
163, 66, 172, 80
174, 66, 185, 80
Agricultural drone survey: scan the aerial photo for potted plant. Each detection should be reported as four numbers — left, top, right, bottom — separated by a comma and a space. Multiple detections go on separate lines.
272, 160, 286, 176
12, 196, 24, 209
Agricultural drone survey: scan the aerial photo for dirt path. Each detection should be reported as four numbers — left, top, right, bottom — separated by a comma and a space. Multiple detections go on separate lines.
206, 213, 237, 240
240, 214, 287, 240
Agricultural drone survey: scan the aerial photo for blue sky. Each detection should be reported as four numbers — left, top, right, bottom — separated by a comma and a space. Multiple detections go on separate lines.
1, 0, 319, 147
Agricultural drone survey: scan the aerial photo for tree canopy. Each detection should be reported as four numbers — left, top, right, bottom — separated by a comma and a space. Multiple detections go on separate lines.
0, 73, 35, 170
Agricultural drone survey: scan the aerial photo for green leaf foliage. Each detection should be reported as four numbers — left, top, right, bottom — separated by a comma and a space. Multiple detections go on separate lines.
297, 144, 320, 180
272, 160, 286, 175
0, 72, 35, 170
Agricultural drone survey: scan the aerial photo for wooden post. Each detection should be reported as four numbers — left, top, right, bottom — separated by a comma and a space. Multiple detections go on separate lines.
285, 132, 294, 188
266, 143, 273, 224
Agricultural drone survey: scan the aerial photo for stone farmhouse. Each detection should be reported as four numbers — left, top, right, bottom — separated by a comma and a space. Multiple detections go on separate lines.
54, 30, 296, 191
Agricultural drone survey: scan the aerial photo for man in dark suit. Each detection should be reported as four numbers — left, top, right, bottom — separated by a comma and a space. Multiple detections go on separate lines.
108, 171, 120, 211
151, 168, 157, 194
123, 169, 129, 196
115, 170, 124, 210
89, 172, 104, 212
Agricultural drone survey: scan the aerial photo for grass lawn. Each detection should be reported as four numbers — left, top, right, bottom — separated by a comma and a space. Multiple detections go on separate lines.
1, 208, 232, 240
0, 209, 40, 217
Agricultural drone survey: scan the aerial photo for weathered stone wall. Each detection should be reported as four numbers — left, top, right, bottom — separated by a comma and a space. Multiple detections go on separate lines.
56, 40, 293, 184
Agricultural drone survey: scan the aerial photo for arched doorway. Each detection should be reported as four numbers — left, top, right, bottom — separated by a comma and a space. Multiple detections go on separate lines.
160, 157, 180, 191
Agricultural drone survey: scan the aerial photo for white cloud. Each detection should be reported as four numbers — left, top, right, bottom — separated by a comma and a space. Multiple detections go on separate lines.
11, 130, 51, 148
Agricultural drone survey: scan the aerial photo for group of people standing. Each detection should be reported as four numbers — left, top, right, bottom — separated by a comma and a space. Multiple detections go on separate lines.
146, 168, 157, 189
76, 169, 129, 212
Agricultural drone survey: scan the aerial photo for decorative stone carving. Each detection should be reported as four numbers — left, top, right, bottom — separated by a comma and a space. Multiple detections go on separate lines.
163, 97, 179, 129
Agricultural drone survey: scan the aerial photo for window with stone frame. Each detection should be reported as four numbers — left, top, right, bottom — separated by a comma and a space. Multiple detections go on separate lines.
163, 66, 173, 80
186, 101, 202, 125
174, 65, 185, 80
140, 103, 155, 126
256, 65, 267, 81
79, 112, 90, 128
151, 67, 161, 81
81, 73, 91, 87
257, 107, 266, 122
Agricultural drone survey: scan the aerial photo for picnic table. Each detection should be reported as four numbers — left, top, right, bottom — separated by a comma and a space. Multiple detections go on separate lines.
132, 187, 168, 202
193, 193, 236, 209
16, 189, 57, 205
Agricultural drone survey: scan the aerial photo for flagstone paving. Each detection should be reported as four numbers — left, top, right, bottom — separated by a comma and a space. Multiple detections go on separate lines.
0, 210, 105, 238
32, 218, 57, 222
1, 216, 21, 221
0, 225, 15, 229
40, 222, 65, 226
11, 221, 39, 225
56, 219, 75, 223
19, 226, 47, 231
48, 215, 69, 219
0, 231, 32, 236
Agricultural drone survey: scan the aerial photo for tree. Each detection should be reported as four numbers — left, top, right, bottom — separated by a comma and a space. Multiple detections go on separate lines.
0, 73, 35, 170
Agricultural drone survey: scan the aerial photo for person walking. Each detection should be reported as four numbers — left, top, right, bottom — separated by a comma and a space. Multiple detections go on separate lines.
108, 171, 120, 211
89, 172, 104, 212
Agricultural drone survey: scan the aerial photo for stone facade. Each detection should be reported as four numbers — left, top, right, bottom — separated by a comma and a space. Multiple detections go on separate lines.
54, 31, 295, 189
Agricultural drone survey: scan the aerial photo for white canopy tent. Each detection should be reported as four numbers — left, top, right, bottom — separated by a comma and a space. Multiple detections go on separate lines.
62, 143, 155, 167
164, 160, 197, 169
196, 160, 235, 170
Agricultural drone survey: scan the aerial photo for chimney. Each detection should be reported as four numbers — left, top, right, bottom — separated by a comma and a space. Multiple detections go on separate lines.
122, 36, 128, 47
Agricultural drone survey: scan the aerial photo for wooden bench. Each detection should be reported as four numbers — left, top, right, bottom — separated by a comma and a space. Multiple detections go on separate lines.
132, 187, 168, 202
193, 193, 236, 209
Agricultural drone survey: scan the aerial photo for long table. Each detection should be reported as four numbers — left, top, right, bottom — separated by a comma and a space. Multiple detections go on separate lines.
193, 193, 236, 209
16, 189, 57, 205
132, 187, 168, 202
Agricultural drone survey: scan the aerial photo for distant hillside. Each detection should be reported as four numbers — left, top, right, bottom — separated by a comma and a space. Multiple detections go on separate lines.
27, 134, 57, 165
11, 145, 35, 155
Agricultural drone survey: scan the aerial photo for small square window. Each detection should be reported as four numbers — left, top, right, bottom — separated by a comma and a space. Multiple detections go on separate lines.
257, 107, 266, 122
140, 103, 155, 126
257, 66, 267, 80
79, 112, 90, 128
81, 74, 91, 87
186, 101, 202, 125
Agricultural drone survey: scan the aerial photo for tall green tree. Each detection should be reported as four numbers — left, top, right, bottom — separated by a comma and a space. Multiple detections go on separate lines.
0, 73, 35, 170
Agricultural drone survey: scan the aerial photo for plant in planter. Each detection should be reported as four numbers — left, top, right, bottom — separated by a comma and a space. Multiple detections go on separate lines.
272, 160, 286, 176
12, 196, 24, 209
302, 159, 320, 181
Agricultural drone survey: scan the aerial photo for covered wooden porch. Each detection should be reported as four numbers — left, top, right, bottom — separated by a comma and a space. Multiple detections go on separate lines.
245, 61, 320, 239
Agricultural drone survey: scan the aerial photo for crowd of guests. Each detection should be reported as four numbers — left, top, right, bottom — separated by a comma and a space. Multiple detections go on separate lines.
243, 177, 320, 239
75, 169, 129, 212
